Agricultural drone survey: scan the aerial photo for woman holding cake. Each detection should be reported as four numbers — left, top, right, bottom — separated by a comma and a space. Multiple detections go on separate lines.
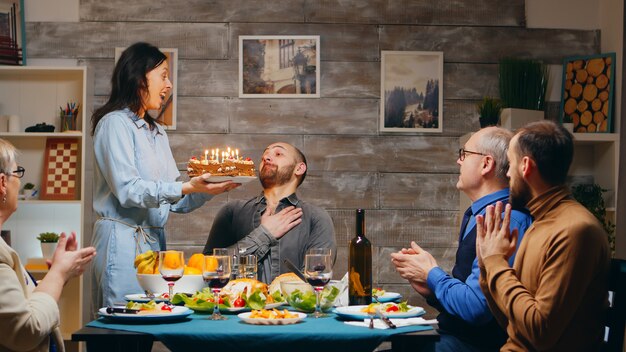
90, 42, 239, 308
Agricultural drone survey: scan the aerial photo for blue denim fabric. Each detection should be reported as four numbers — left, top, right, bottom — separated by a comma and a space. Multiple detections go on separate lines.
90, 108, 213, 309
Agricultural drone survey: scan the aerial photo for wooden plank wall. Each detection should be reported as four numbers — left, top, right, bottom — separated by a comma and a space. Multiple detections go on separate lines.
25, 0, 600, 308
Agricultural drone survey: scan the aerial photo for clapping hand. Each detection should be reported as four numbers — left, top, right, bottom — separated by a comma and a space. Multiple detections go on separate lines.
49, 232, 97, 282
261, 206, 303, 239
391, 241, 438, 284
476, 201, 518, 267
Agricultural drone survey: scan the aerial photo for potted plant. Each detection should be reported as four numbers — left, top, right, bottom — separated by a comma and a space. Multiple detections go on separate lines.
21, 182, 37, 200
499, 58, 548, 129
37, 232, 59, 258
571, 183, 616, 256
477, 97, 503, 128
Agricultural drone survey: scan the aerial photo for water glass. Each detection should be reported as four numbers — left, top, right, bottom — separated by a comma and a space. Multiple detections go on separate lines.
239, 255, 257, 279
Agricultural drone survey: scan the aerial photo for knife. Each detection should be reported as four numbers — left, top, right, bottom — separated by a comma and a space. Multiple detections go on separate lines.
376, 307, 397, 329
283, 259, 308, 283
106, 307, 140, 314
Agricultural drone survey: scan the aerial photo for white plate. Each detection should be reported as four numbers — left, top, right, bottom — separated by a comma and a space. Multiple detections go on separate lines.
225, 301, 285, 313
204, 176, 257, 184
238, 311, 307, 325
124, 293, 169, 303
334, 305, 425, 320
374, 292, 402, 303
98, 306, 192, 323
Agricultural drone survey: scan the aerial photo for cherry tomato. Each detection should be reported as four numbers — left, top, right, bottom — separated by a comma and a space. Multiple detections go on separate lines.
233, 297, 245, 308
161, 293, 169, 299
386, 305, 399, 312
161, 305, 172, 312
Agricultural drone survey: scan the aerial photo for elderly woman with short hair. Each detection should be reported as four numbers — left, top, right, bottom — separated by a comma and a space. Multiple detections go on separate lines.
0, 138, 96, 352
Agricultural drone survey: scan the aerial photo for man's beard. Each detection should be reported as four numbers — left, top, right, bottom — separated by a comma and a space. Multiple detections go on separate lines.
510, 174, 532, 210
260, 162, 295, 188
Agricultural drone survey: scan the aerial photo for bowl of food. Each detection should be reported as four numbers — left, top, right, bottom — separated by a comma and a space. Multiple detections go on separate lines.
280, 280, 341, 313
136, 274, 205, 295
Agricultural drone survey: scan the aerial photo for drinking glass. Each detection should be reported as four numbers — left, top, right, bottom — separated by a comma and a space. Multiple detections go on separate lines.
159, 250, 185, 306
214, 247, 239, 280
239, 255, 257, 279
203, 254, 231, 320
304, 250, 333, 318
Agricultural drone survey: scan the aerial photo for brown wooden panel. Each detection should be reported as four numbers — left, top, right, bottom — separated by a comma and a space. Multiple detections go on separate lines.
304, 135, 459, 172
330, 209, 459, 247
229, 98, 378, 135
298, 172, 379, 208
380, 26, 599, 64
80, 0, 305, 23
380, 173, 459, 210
444, 63, 498, 99
305, 0, 525, 27
26, 22, 228, 59
321, 61, 380, 98
229, 23, 379, 62
178, 60, 237, 97
176, 97, 230, 133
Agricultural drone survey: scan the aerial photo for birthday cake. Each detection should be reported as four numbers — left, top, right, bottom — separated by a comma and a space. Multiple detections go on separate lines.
187, 149, 255, 178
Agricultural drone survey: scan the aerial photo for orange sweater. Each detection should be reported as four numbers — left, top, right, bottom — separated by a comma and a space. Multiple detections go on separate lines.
479, 186, 610, 351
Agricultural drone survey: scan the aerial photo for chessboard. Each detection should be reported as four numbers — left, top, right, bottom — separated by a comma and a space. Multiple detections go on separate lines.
40, 138, 79, 200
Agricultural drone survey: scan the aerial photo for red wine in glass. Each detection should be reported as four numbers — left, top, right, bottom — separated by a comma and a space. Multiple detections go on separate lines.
163, 275, 182, 282
206, 277, 230, 289
306, 277, 330, 287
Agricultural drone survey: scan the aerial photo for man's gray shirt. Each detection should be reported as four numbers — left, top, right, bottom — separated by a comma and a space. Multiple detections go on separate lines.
203, 193, 336, 283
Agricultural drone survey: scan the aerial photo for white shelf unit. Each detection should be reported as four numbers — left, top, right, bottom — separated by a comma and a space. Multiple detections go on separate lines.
571, 133, 619, 211
0, 66, 88, 344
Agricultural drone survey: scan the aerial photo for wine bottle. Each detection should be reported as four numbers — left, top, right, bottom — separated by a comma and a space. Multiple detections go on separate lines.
349, 208, 372, 305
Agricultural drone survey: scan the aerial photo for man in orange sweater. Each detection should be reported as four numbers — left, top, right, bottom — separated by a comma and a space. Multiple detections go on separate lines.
476, 121, 610, 351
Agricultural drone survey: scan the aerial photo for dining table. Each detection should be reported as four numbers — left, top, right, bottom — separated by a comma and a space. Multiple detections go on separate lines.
72, 309, 439, 352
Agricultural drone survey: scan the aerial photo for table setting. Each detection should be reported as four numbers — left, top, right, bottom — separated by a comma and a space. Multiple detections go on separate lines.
83, 248, 438, 352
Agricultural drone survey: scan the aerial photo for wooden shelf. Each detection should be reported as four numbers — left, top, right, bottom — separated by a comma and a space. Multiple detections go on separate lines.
0, 132, 82, 138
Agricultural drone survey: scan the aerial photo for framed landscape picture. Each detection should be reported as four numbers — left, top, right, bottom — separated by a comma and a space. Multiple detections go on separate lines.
560, 52, 615, 133
115, 47, 178, 130
239, 35, 320, 98
380, 51, 443, 133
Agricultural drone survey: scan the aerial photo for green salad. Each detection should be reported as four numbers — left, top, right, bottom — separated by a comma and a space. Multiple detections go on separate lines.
172, 288, 231, 312
286, 286, 340, 313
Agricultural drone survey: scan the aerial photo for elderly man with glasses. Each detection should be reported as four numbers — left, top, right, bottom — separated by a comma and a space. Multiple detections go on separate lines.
392, 126, 533, 352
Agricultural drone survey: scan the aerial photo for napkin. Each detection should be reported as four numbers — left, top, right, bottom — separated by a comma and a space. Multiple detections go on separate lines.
344, 317, 438, 329
335, 272, 350, 307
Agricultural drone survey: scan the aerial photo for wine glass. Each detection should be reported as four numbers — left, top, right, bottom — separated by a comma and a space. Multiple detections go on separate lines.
159, 250, 185, 306
304, 250, 333, 318
203, 254, 231, 320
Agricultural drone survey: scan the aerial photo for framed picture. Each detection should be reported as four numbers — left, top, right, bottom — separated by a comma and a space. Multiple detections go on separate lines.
0, 0, 26, 65
239, 35, 320, 98
560, 52, 615, 133
40, 138, 79, 201
380, 51, 443, 133
115, 47, 178, 129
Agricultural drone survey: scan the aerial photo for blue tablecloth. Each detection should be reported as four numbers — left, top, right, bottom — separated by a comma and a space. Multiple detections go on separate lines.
87, 312, 433, 352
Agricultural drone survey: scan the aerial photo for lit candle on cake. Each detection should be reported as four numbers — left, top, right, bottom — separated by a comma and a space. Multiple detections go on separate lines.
204, 150, 208, 161
236, 149, 239, 160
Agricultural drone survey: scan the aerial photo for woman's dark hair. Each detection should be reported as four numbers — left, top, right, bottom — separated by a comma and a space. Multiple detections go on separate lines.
91, 42, 167, 135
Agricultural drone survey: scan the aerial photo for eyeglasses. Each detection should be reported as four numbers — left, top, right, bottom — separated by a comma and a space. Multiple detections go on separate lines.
458, 148, 486, 161
11, 166, 25, 178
